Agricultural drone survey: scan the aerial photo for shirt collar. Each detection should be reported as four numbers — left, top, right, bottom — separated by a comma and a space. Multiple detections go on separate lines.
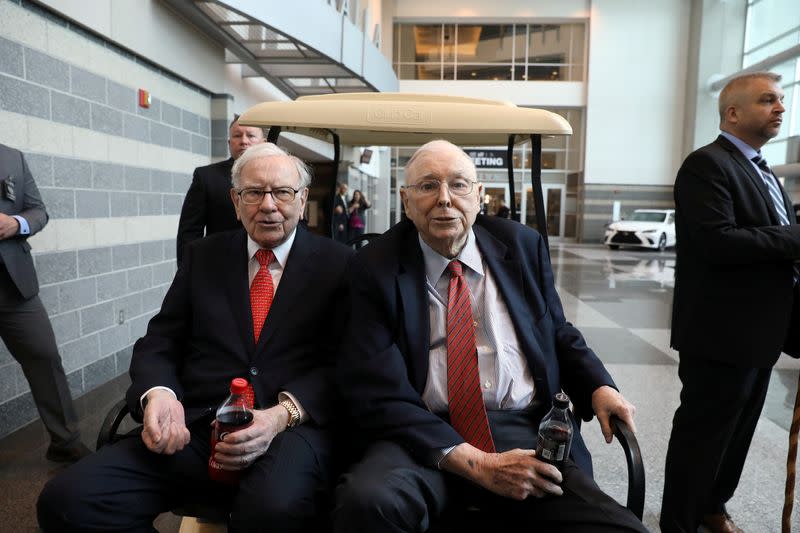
247, 227, 297, 268
720, 130, 760, 161
418, 229, 484, 284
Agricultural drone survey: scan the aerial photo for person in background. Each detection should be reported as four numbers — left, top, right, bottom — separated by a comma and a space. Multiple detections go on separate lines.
347, 189, 371, 248
333, 181, 350, 239
333, 204, 348, 244
494, 198, 510, 219
333, 140, 646, 533
176, 115, 267, 265
661, 71, 800, 533
0, 143, 91, 464
38, 143, 353, 533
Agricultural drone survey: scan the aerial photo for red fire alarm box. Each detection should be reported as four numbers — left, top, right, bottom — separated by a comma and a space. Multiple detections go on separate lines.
138, 89, 151, 108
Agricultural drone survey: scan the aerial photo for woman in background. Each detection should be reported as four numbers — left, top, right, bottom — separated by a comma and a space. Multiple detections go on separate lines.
348, 190, 371, 248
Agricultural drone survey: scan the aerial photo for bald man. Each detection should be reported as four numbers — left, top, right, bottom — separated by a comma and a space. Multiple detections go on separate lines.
333, 140, 646, 532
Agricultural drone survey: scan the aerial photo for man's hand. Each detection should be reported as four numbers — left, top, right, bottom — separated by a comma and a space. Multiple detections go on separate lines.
0, 213, 20, 240
212, 405, 289, 470
141, 390, 190, 454
441, 444, 563, 500
592, 385, 637, 443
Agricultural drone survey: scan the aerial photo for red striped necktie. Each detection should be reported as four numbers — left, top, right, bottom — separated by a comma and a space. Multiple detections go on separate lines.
250, 249, 275, 343
446, 260, 495, 453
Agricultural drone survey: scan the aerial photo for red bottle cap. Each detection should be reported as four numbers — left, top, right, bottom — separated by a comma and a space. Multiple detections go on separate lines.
230, 377, 249, 394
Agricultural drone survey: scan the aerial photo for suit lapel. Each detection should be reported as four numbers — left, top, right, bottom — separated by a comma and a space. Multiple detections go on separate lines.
717, 135, 781, 225
223, 230, 254, 358
253, 227, 317, 357
473, 224, 547, 378
397, 229, 430, 392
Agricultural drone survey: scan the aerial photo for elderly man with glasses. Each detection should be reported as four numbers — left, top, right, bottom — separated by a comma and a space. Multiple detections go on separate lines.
38, 143, 354, 533
333, 140, 646, 532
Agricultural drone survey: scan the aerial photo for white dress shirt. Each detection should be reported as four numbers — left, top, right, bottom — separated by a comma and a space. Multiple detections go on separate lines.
419, 230, 536, 415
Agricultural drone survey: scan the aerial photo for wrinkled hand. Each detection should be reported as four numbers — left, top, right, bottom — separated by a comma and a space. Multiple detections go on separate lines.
0, 213, 20, 240
141, 390, 190, 454
441, 445, 563, 500
212, 405, 289, 470
592, 385, 637, 443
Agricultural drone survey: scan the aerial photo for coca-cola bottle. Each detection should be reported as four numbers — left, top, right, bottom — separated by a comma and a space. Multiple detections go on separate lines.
208, 377, 254, 484
535, 392, 573, 471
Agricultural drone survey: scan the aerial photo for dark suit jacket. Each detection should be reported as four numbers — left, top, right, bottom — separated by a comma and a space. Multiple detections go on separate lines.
176, 158, 239, 264
127, 225, 354, 430
671, 134, 800, 367
337, 216, 614, 472
0, 144, 48, 300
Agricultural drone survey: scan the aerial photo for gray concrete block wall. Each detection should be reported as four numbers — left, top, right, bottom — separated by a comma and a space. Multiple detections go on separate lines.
0, 0, 218, 439
0, 43, 213, 157
0, 238, 178, 438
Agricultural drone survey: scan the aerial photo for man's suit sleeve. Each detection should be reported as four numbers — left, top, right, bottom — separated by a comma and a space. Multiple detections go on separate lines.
17, 152, 48, 236
676, 150, 800, 265
125, 245, 192, 419
176, 168, 208, 264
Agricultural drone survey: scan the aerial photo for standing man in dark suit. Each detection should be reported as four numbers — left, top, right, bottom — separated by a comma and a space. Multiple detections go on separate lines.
661, 71, 800, 533
333, 140, 646, 532
176, 116, 267, 264
38, 143, 353, 532
0, 143, 90, 464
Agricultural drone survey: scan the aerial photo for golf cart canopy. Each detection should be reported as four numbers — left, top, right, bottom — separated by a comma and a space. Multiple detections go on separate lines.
238, 92, 573, 247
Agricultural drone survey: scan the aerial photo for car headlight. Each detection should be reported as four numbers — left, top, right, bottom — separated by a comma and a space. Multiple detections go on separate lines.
641, 229, 657, 234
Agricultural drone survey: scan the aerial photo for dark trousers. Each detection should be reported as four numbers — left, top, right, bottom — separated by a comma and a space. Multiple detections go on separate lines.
0, 266, 79, 447
37, 419, 333, 533
660, 357, 771, 532
333, 411, 647, 533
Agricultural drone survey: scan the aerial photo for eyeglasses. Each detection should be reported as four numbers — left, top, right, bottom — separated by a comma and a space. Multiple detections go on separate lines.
236, 186, 302, 205
402, 178, 478, 197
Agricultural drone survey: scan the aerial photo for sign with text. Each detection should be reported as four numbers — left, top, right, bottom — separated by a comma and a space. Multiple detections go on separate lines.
466, 149, 508, 169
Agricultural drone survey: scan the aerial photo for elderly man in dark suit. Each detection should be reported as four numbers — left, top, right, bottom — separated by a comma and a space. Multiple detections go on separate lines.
176, 116, 267, 264
38, 143, 353, 532
0, 143, 90, 463
333, 140, 646, 532
661, 72, 800, 533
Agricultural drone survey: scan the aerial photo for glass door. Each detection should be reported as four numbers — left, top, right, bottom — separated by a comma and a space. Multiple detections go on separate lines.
520, 184, 565, 238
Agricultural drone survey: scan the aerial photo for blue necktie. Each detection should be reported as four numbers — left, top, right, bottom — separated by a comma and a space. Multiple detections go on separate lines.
753, 154, 798, 284
752, 154, 790, 225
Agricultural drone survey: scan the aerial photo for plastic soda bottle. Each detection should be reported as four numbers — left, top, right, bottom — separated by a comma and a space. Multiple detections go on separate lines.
535, 392, 573, 470
208, 377, 254, 483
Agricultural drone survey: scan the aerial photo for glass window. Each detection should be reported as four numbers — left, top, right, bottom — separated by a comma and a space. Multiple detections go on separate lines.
442, 24, 456, 63
456, 64, 513, 80
792, 82, 800, 138
395, 24, 442, 63
393, 22, 586, 82
744, 31, 800, 67
456, 25, 514, 64
745, 0, 800, 53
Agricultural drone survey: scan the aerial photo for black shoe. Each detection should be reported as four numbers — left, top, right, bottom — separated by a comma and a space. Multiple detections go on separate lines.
46, 441, 93, 463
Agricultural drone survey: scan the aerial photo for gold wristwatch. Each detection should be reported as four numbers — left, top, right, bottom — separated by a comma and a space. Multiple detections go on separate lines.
279, 398, 301, 428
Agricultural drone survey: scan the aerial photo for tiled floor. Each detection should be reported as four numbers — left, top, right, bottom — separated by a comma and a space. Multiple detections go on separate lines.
1, 242, 798, 532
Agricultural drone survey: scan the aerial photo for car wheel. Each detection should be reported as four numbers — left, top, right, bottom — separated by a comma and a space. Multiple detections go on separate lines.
658, 234, 667, 252
608, 245, 619, 250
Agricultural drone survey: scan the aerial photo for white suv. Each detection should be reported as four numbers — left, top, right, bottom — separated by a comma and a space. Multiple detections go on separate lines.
604, 209, 676, 251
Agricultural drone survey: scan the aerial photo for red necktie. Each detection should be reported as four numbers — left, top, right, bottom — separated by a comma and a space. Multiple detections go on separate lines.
446, 260, 495, 453
250, 249, 275, 343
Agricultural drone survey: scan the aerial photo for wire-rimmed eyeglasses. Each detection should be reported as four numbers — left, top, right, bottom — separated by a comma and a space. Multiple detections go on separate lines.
402, 178, 478, 197
236, 186, 302, 205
